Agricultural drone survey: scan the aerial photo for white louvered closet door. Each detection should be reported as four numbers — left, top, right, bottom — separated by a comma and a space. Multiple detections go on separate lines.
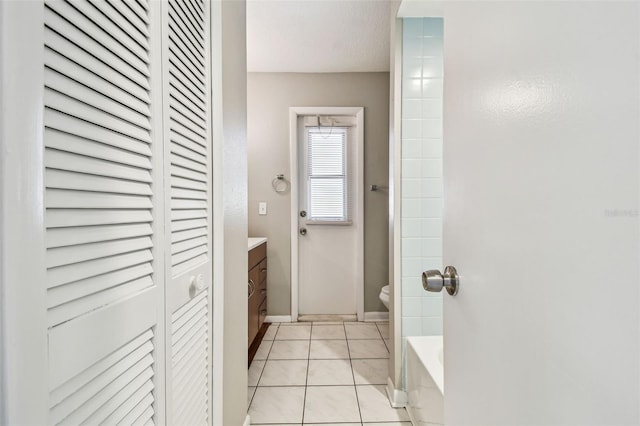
43, 0, 166, 424
161, 0, 213, 424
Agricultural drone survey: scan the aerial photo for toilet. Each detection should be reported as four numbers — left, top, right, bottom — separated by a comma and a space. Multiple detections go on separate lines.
379, 285, 390, 309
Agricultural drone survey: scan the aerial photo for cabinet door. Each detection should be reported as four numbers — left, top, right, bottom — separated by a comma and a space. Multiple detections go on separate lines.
248, 265, 261, 345
161, 0, 213, 424
43, 0, 165, 423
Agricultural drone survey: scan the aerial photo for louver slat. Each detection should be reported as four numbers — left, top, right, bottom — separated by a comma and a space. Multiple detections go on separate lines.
45, 69, 151, 130
119, 0, 149, 25
169, 0, 210, 279
44, 1, 158, 424
45, 0, 149, 78
45, 89, 152, 143
44, 5, 149, 90
45, 49, 150, 117
45, 149, 152, 182
44, 28, 150, 103
47, 263, 153, 308
46, 169, 152, 196
87, 0, 149, 48
65, 0, 150, 64
49, 331, 154, 420
45, 126, 151, 167
171, 291, 209, 426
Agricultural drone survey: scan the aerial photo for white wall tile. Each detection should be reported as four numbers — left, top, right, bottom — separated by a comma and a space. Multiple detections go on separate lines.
402, 238, 423, 256
402, 317, 422, 337
423, 78, 443, 98
401, 257, 423, 278
422, 119, 442, 138
402, 297, 422, 317
401, 198, 421, 218
422, 218, 442, 238
422, 238, 442, 257
402, 139, 422, 159
421, 257, 442, 271
421, 297, 443, 317
421, 159, 443, 178
422, 18, 443, 37
402, 179, 421, 198
402, 59, 424, 80
401, 218, 422, 238
402, 119, 422, 139
403, 18, 423, 38
402, 277, 423, 297
422, 37, 443, 56
401, 159, 422, 179
421, 317, 443, 336
402, 99, 422, 120
402, 78, 422, 99
422, 179, 443, 198
400, 19, 444, 376
422, 199, 443, 218
422, 138, 442, 158
422, 57, 444, 79
422, 98, 443, 118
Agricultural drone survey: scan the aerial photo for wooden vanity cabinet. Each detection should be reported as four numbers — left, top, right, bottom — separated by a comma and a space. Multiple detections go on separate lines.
248, 242, 267, 346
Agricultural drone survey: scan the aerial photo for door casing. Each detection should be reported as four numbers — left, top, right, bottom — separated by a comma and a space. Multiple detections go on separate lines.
289, 107, 364, 322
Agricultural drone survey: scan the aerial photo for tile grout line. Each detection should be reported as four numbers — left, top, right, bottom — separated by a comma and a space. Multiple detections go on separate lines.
301, 321, 313, 425
250, 323, 278, 408
345, 321, 364, 425
377, 322, 391, 354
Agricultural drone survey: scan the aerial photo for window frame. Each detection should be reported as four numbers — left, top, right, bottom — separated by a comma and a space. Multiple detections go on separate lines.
304, 126, 352, 225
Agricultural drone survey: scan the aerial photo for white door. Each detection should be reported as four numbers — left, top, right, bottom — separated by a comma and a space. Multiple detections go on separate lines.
441, 2, 639, 424
161, 0, 213, 424
297, 113, 363, 317
0, 0, 214, 423
42, 0, 165, 423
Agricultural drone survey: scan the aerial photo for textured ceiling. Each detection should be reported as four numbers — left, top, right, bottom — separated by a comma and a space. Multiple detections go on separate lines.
247, 0, 391, 73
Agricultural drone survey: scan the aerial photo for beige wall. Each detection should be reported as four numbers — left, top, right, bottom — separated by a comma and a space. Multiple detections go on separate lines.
248, 72, 390, 316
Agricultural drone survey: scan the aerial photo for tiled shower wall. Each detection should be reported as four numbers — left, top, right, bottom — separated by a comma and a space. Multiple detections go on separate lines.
400, 18, 444, 342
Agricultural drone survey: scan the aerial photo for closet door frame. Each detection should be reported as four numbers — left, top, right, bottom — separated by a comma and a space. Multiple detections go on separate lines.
0, 1, 48, 424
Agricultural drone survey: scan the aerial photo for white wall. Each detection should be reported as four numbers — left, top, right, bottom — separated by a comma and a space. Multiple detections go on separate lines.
400, 18, 444, 343
217, 1, 249, 424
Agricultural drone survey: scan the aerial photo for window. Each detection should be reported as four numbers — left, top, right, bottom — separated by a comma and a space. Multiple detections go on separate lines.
306, 127, 350, 224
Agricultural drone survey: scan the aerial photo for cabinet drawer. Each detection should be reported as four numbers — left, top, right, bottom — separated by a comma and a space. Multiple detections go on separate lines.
249, 265, 260, 296
248, 286, 261, 345
258, 259, 267, 284
248, 242, 266, 270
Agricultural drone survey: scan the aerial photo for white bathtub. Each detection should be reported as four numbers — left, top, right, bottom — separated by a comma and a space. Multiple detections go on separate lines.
406, 336, 444, 426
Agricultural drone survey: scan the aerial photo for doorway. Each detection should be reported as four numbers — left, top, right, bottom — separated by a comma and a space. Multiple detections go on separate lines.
289, 107, 364, 321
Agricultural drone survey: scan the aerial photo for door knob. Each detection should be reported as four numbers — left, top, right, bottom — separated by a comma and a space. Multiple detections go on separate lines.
422, 266, 459, 296
299, 228, 307, 236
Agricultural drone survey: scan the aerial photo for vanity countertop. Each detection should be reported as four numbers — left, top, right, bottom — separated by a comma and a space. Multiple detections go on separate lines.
248, 237, 267, 251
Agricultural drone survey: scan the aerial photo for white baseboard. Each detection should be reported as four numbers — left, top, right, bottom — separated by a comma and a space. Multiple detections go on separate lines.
386, 376, 407, 408
267, 313, 388, 323
264, 315, 292, 323
364, 311, 389, 322
242, 414, 250, 426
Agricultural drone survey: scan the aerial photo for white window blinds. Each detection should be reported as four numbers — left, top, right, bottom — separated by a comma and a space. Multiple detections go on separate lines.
306, 127, 351, 224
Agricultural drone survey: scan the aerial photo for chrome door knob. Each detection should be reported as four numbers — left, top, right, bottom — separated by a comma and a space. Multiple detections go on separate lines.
422, 266, 459, 296
299, 228, 307, 236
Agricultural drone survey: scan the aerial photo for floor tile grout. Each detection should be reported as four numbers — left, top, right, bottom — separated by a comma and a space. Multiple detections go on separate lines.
250, 321, 403, 425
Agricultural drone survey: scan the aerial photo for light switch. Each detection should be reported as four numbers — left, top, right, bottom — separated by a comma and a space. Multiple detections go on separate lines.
258, 202, 267, 215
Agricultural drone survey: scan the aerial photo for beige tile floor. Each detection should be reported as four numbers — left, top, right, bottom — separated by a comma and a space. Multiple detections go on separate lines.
248, 322, 410, 426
